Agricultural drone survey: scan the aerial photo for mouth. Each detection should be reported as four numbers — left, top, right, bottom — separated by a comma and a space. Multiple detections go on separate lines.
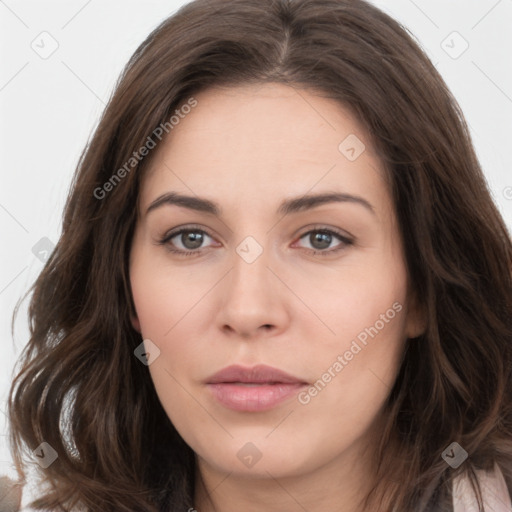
205, 364, 309, 412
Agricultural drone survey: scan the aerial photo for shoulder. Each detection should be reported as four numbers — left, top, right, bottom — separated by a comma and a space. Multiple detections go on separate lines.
452, 462, 512, 512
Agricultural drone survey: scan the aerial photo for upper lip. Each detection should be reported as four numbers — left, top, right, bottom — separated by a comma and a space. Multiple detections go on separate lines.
206, 364, 308, 384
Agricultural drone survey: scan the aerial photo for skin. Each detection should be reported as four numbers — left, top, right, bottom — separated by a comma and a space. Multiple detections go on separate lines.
129, 83, 425, 512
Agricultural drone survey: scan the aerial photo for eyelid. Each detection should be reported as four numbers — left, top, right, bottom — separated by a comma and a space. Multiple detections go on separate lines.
159, 224, 218, 247
294, 223, 354, 242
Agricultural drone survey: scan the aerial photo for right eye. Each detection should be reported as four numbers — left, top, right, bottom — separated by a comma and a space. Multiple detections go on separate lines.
158, 225, 219, 257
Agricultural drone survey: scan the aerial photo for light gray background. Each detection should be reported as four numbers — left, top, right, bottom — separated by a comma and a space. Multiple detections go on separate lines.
1, 0, 511, 503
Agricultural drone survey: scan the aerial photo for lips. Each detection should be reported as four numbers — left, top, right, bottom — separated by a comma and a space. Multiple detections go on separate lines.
207, 364, 306, 385
205, 364, 308, 412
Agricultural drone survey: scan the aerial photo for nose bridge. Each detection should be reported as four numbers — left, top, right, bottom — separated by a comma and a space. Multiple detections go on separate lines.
229, 234, 272, 301
218, 233, 287, 334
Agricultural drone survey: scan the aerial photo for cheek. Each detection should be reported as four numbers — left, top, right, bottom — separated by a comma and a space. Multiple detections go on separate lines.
294, 287, 407, 453
129, 248, 213, 385
294, 248, 409, 411
130, 274, 170, 339
129, 245, 204, 340
302, 256, 408, 349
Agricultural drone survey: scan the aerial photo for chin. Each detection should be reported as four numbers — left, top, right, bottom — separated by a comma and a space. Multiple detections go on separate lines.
194, 437, 318, 478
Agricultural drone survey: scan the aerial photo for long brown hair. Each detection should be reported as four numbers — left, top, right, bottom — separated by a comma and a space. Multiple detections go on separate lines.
8, 0, 512, 510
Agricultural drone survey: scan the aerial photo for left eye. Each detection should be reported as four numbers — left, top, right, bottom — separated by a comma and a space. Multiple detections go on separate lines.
295, 229, 352, 253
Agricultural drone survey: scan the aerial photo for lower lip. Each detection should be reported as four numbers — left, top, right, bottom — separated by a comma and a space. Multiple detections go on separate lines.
207, 383, 307, 412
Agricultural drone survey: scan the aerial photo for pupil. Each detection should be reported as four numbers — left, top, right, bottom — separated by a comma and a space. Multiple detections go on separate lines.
311, 232, 331, 250
183, 231, 203, 249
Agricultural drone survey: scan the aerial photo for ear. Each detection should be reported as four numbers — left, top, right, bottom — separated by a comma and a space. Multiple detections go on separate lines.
131, 313, 141, 333
405, 291, 427, 339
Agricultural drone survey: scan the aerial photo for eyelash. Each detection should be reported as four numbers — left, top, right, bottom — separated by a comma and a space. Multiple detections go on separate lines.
157, 224, 354, 258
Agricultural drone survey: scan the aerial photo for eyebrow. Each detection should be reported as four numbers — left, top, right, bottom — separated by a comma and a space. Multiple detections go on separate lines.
145, 191, 375, 217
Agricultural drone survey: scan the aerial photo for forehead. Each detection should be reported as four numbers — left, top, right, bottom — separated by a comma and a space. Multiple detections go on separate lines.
140, 83, 390, 216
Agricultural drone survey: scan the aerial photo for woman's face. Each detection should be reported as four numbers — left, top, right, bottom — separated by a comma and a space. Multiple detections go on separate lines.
129, 83, 424, 484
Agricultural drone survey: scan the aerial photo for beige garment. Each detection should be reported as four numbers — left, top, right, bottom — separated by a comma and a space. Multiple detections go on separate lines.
452, 463, 512, 512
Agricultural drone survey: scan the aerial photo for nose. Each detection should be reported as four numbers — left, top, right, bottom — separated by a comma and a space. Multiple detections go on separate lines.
217, 242, 290, 339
